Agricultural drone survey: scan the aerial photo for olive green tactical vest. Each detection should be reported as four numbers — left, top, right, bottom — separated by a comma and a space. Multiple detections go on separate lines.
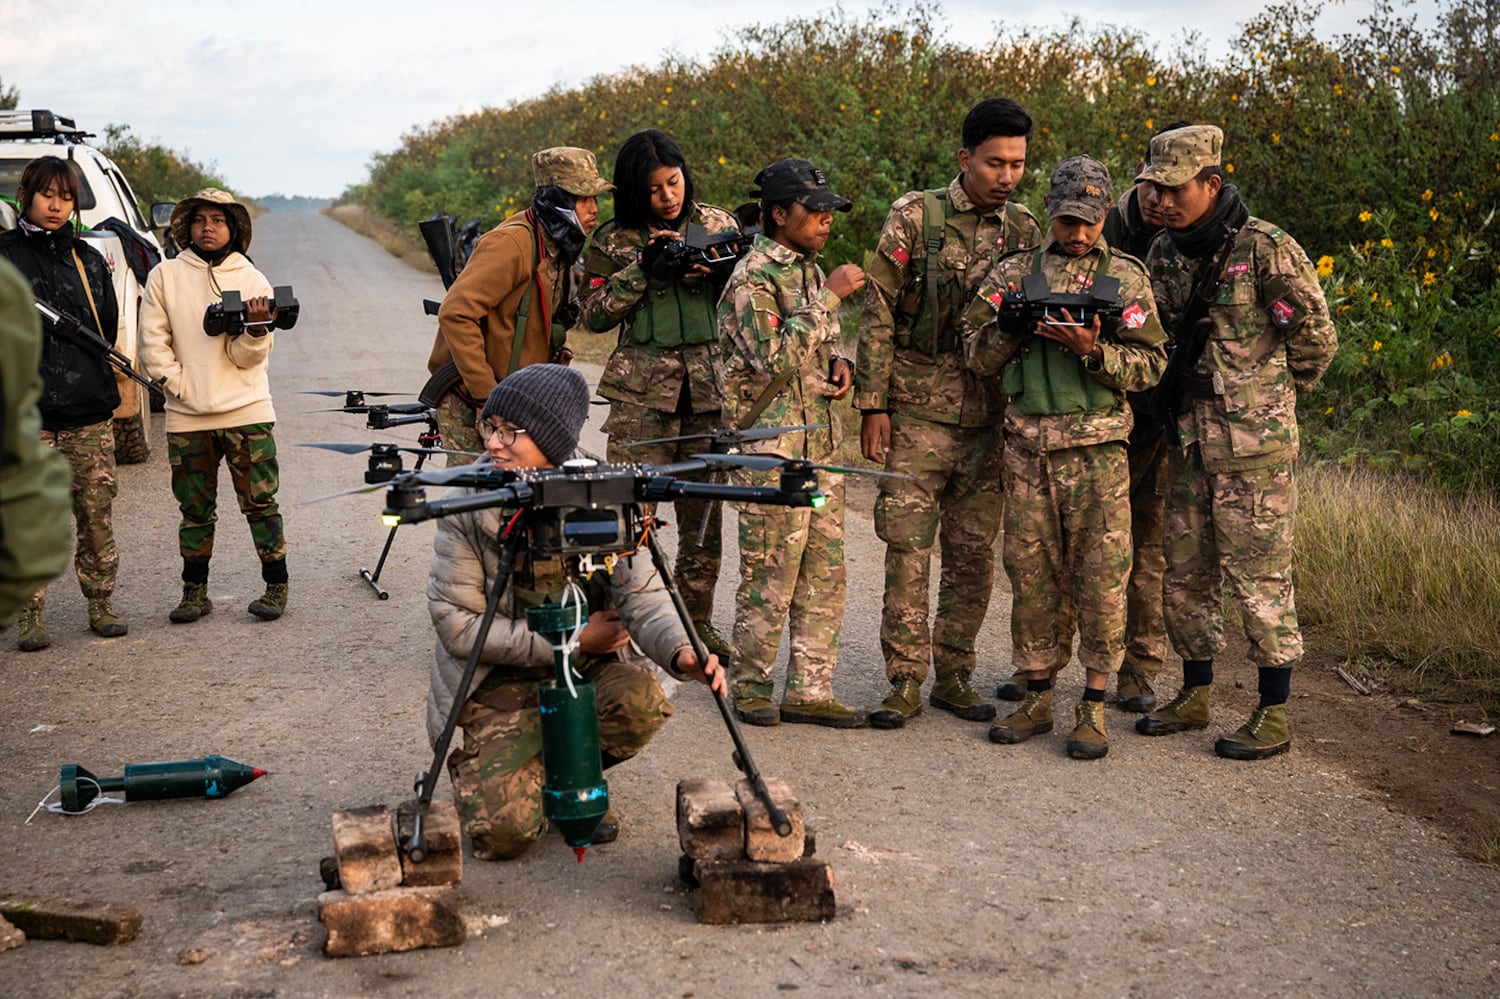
625, 273, 719, 349
1002, 248, 1120, 417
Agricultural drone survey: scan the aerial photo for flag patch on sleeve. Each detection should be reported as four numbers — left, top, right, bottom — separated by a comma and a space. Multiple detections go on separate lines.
1122, 303, 1147, 329
588, 276, 606, 289
889, 246, 910, 269
1270, 299, 1295, 326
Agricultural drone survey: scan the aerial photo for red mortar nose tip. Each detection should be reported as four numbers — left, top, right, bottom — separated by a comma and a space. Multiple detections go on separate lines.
251, 768, 268, 779
574, 846, 587, 863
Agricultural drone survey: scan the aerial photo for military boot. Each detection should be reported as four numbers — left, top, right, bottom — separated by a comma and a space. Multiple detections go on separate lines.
249, 583, 289, 621
16, 607, 50, 652
1135, 684, 1212, 736
1114, 666, 1156, 713
1067, 700, 1109, 760
988, 688, 1054, 744
733, 682, 779, 727
87, 598, 129, 638
1215, 705, 1291, 760
694, 621, 734, 669
592, 809, 620, 844
870, 677, 923, 730
169, 583, 213, 624
997, 665, 1061, 701
930, 670, 996, 721
780, 699, 869, 729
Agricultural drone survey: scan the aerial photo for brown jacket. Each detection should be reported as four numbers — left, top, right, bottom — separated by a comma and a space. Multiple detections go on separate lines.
428, 210, 568, 400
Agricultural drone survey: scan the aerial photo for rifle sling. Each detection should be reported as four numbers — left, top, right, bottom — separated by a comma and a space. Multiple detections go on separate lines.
734, 368, 798, 431
71, 249, 106, 344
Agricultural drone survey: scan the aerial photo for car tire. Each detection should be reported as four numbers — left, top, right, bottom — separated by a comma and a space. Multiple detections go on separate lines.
113, 413, 150, 464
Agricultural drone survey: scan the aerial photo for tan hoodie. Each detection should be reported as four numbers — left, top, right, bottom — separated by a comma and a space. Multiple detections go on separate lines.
139, 248, 276, 432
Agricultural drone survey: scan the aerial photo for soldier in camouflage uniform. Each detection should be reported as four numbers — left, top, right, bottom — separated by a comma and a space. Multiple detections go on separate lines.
717, 158, 868, 729
580, 130, 740, 658
427, 366, 723, 857
1132, 126, 1338, 760
855, 98, 1042, 728
965, 156, 1167, 759
0, 156, 127, 648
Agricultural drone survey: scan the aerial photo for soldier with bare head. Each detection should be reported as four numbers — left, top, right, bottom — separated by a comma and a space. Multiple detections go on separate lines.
855, 98, 1042, 729
1133, 125, 1338, 760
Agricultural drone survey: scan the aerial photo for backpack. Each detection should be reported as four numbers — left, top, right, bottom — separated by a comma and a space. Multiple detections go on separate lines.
92, 217, 162, 284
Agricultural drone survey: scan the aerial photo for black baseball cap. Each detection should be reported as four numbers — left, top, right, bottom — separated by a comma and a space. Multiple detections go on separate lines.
751, 158, 853, 213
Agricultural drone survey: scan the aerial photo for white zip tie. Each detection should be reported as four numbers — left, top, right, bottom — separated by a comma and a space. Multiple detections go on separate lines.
25, 779, 123, 823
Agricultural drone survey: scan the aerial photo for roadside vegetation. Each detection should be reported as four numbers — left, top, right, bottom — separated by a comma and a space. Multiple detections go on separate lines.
345, 0, 1498, 710
97, 124, 242, 210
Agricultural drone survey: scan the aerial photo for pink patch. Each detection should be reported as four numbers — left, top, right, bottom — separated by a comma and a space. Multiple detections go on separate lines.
1270, 299, 1295, 325
890, 246, 910, 269
987, 290, 1006, 311
767, 313, 781, 328
1226, 262, 1251, 276
588, 276, 606, 289
1122, 303, 1147, 329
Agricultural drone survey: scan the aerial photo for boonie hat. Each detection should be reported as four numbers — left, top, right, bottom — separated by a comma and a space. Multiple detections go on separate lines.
1135, 125, 1224, 187
1047, 156, 1113, 223
171, 188, 253, 254
531, 147, 613, 197
751, 158, 853, 213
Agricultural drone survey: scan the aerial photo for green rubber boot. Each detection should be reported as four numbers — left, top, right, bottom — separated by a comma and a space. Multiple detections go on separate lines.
1135, 684, 1212, 736
870, 676, 923, 730
1215, 705, 1291, 760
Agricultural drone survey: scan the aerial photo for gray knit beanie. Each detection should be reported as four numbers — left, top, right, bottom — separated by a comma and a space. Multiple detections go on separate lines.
479, 364, 590, 465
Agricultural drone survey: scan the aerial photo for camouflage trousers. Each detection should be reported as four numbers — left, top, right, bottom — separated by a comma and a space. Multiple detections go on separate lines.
434, 393, 482, 467
874, 413, 1002, 682
731, 475, 846, 704
1163, 447, 1302, 669
167, 424, 285, 565
1004, 440, 1132, 675
1124, 414, 1169, 675
446, 657, 674, 859
27, 419, 118, 608
603, 400, 723, 623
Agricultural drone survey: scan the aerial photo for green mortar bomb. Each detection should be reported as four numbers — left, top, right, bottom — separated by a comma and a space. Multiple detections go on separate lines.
528, 599, 609, 861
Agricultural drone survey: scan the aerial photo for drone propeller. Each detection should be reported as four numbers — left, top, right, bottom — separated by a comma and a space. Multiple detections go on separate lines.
301, 390, 413, 410
310, 402, 433, 416
298, 442, 477, 457
624, 424, 829, 449
694, 452, 913, 480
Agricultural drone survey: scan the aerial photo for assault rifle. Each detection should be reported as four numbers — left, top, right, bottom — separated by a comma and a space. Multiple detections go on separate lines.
33, 298, 163, 392
1146, 228, 1241, 444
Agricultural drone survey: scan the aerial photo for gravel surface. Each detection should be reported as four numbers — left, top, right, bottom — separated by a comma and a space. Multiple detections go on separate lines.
2, 211, 1496, 997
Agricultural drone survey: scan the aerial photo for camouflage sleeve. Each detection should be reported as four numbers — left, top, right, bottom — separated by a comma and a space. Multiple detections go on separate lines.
1262, 234, 1339, 393
854, 197, 921, 411
579, 225, 646, 333
1145, 235, 1186, 337
961, 254, 1026, 377
1094, 263, 1167, 392
723, 265, 842, 378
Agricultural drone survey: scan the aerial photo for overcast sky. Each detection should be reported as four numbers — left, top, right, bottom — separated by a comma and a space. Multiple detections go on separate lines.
3, 0, 1393, 197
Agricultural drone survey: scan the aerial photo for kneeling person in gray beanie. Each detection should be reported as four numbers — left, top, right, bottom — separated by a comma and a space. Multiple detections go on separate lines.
427, 363, 726, 860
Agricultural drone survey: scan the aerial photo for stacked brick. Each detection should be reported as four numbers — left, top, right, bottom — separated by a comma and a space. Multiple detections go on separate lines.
675, 778, 835, 924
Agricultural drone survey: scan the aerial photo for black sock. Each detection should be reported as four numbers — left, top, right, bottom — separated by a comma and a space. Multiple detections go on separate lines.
262, 558, 289, 584
182, 559, 210, 585
1082, 687, 1105, 703
1258, 666, 1292, 708
1183, 659, 1214, 688
1027, 677, 1053, 693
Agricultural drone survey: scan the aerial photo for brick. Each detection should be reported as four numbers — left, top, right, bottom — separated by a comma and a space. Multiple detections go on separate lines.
734, 778, 805, 863
396, 798, 464, 887
678, 827, 816, 889
317, 887, 465, 957
0, 894, 142, 945
331, 805, 402, 895
0, 915, 23, 951
690, 858, 836, 925
676, 779, 745, 861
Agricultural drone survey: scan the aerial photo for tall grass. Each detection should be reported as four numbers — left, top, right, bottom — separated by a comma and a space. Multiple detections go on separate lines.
1298, 462, 1500, 709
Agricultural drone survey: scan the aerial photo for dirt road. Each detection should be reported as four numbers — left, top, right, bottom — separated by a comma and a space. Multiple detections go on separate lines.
3, 211, 1496, 997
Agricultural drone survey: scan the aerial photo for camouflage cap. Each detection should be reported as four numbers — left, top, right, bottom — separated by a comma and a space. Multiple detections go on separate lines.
1136, 125, 1224, 187
531, 147, 613, 197
170, 188, 253, 254
1046, 155, 1113, 224
751, 157, 853, 213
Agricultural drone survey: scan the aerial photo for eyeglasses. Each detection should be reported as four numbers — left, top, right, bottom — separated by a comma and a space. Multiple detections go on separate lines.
476, 420, 529, 447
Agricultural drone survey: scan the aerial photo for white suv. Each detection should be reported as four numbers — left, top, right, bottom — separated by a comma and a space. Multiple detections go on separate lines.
0, 109, 164, 463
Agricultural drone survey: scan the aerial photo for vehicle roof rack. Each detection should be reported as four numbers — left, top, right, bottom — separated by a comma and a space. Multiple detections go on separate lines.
0, 110, 95, 142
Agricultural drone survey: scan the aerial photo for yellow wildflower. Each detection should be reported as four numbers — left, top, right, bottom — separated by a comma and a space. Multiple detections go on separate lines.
1316, 255, 1334, 278
1380, 237, 1394, 249
1391, 66, 1401, 74
1421, 189, 1434, 201
1272, 133, 1281, 144
1423, 271, 1437, 287
717, 155, 726, 166
1429, 207, 1439, 221
1145, 118, 1154, 129
1334, 83, 1344, 95
1226, 163, 1235, 173
1325, 406, 1334, 415
1146, 75, 1157, 86
1358, 209, 1372, 223
1456, 409, 1472, 418
1372, 340, 1383, 351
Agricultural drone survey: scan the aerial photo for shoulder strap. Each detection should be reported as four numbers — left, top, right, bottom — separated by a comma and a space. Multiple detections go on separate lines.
71, 248, 105, 337
506, 212, 546, 377
917, 190, 949, 358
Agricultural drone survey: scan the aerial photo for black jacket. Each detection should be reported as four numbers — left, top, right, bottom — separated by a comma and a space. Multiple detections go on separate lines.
0, 226, 121, 431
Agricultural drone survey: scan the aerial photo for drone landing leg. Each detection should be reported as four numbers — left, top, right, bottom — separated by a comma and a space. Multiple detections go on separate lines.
358, 452, 432, 600
642, 522, 793, 837
407, 513, 526, 862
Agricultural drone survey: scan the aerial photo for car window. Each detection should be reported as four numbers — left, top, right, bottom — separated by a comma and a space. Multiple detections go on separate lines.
105, 166, 149, 230
0, 156, 98, 210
